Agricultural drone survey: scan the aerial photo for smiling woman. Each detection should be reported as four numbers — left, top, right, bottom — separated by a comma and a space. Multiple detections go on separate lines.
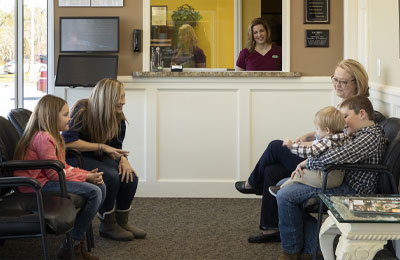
236, 17, 282, 71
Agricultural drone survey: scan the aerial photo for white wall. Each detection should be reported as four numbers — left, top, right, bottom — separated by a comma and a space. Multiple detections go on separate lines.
57, 76, 340, 197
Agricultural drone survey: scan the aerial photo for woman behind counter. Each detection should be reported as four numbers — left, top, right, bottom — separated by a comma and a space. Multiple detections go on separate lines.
171, 24, 206, 68
236, 17, 282, 71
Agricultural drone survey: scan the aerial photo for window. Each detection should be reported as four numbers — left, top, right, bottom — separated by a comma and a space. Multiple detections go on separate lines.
149, 0, 236, 69
0, 0, 49, 117
144, 0, 290, 71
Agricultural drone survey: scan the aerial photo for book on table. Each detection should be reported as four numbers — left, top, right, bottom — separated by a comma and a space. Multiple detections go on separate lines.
346, 197, 400, 216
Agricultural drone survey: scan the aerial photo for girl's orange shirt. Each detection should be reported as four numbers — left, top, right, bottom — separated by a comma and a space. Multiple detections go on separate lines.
14, 131, 87, 193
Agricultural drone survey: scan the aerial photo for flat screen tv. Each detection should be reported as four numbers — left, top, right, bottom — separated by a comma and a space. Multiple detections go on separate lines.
55, 55, 118, 87
60, 16, 119, 53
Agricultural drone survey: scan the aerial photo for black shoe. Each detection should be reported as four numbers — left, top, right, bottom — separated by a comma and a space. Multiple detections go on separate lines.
268, 185, 280, 197
235, 181, 255, 194
248, 231, 281, 243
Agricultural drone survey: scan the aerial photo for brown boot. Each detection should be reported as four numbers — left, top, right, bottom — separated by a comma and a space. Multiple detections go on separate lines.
98, 210, 133, 241
80, 239, 99, 260
278, 251, 300, 260
116, 209, 147, 239
57, 240, 85, 260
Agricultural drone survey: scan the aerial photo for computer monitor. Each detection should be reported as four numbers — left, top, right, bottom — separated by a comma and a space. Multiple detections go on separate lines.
60, 17, 119, 53
55, 55, 118, 87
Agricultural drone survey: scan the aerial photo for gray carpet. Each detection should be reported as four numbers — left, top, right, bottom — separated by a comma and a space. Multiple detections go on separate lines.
0, 198, 397, 260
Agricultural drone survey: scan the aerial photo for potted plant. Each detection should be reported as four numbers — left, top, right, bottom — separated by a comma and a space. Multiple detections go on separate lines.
171, 4, 202, 28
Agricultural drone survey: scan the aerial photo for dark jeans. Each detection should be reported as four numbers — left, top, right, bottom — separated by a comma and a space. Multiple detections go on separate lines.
67, 154, 138, 216
247, 140, 304, 230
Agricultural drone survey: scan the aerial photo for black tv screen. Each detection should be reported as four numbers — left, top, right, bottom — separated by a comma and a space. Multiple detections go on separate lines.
60, 17, 119, 53
55, 55, 118, 87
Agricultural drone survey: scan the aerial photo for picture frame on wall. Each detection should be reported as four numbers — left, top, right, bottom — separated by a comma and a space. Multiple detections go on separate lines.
151, 6, 168, 26
91, 0, 123, 7
59, 0, 90, 7
303, 0, 330, 24
59, 0, 123, 7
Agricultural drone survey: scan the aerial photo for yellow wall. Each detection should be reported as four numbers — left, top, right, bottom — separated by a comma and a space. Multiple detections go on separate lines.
241, 0, 261, 49
151, 0, 234, 68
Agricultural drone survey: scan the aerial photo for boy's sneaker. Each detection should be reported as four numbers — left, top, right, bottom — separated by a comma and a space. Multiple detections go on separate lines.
269, 185, 281, 197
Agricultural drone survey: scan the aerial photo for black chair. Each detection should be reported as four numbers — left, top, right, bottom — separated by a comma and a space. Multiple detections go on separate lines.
311, 117, 400, 259
0, 116, 76, 260
7, 108, 94, 251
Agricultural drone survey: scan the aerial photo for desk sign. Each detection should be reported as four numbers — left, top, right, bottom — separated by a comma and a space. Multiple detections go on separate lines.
304, 0, 330, 24
305, 30, 329, 47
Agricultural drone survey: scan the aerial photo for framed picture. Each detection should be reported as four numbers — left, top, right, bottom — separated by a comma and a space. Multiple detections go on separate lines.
91, 0, 123, 7
59, 0, 90, 6
151, 6, 168, 26
303, 0, 330, 24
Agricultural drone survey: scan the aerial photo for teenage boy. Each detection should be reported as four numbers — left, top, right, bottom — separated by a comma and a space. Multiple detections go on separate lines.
277, 95, 387, 260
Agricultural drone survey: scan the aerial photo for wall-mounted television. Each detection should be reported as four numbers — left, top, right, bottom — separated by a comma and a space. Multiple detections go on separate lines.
60, 16, 119, 53
55, 55, 118, 87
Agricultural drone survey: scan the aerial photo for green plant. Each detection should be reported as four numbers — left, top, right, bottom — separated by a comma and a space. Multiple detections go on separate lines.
171, 4, 202, 27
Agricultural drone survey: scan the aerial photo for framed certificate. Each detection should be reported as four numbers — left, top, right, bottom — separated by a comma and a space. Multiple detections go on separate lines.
59, 0, 90, 7
304, 0, 330, 24
91, 0, 123, 7
151, 6, 168, 26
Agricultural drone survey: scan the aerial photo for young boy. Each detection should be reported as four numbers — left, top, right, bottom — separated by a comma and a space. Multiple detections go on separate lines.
277, 95, 387, 259
269, 106, 349, 196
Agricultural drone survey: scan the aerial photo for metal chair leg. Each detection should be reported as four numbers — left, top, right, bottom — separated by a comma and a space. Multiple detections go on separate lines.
86, 223, 94, 252
66, 231, 75, 260
313, 199, 325, 260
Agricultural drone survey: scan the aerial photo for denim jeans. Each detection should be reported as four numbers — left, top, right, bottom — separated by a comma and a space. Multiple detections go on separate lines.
42, 180, 106, 241
78, 155, 138, 216
247, 140, 304, 229
276, 178, 356, 254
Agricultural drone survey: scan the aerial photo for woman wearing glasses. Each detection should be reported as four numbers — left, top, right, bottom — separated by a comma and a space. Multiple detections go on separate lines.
234, 59, 374, 245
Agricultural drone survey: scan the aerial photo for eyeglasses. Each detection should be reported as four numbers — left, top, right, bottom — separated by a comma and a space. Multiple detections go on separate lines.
331, 76, 355, 87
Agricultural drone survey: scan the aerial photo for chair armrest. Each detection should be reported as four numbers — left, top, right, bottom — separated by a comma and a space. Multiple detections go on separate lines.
0, 160, 68, 197
321, 163, 397, 194
66, 148, 84, 168
0, 176, 41, 190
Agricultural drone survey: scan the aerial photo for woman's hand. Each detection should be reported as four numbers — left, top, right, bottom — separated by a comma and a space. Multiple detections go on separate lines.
86, 170, 104, 185
102, 144, 129, 161
291, 160, 307, 179
118, 156, 138, 183
282, 139, 293, 149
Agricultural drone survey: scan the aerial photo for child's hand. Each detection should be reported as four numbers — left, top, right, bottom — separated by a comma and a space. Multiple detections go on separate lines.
282, 139, 293, 149
86, 171, 104, 185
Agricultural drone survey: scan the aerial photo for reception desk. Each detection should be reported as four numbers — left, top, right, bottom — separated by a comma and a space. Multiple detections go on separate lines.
57, 72, 343, 197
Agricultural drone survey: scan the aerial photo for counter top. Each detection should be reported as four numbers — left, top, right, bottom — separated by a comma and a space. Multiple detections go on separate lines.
132, 71, 301, 78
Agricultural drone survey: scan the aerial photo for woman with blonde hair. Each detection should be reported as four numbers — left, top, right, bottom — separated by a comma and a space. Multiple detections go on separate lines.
62, 78, 146, 241
171, 23, 206, 68
14, 94, 105, 260
236, 17, 282, 71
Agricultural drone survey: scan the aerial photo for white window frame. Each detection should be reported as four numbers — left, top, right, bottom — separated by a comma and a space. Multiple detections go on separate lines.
142, 0, 290, 72
14, 0, 53, 107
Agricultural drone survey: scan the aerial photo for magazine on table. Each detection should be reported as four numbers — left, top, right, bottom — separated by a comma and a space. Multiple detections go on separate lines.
346, 197, 400, 216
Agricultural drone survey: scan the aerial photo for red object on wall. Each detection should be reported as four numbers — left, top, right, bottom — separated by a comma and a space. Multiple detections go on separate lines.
37, 70, 47, 92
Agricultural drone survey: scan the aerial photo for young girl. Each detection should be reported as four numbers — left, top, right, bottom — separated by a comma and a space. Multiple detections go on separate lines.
13, 95, 105, 260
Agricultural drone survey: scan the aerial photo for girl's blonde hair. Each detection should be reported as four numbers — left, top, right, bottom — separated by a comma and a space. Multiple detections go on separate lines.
335, 59, 369, 97
314, 106, 345, 134
70, 78, 126, 143
246, 17, 272, 52
14, 95, 67, 160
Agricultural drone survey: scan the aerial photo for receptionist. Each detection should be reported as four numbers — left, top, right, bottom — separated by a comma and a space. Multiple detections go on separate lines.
236, 17, 282, 71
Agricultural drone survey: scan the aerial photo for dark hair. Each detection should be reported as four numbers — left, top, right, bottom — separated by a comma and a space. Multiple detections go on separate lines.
339, 95, 374, 121
246, 17, 272, 52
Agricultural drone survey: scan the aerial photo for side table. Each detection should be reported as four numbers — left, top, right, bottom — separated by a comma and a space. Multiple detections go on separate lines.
319, 194, 400, 260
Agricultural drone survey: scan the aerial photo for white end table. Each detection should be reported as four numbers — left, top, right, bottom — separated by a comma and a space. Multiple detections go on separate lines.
319, 194, 400, 260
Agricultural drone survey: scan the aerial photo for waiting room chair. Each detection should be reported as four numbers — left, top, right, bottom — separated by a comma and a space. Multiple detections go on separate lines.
7, 108, 94, 251
311, 117, 400, 259
0, 116, 76, 260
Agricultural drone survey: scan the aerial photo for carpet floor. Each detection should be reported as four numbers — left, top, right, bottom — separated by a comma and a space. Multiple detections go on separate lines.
0, 198, 397, 260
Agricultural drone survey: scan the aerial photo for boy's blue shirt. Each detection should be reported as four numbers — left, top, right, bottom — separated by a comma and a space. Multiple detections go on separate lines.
306, 124, 387, 194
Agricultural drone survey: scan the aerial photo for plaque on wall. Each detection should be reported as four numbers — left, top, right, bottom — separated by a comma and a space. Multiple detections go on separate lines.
304, 0, 330, 24
305, 30, 329, 47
